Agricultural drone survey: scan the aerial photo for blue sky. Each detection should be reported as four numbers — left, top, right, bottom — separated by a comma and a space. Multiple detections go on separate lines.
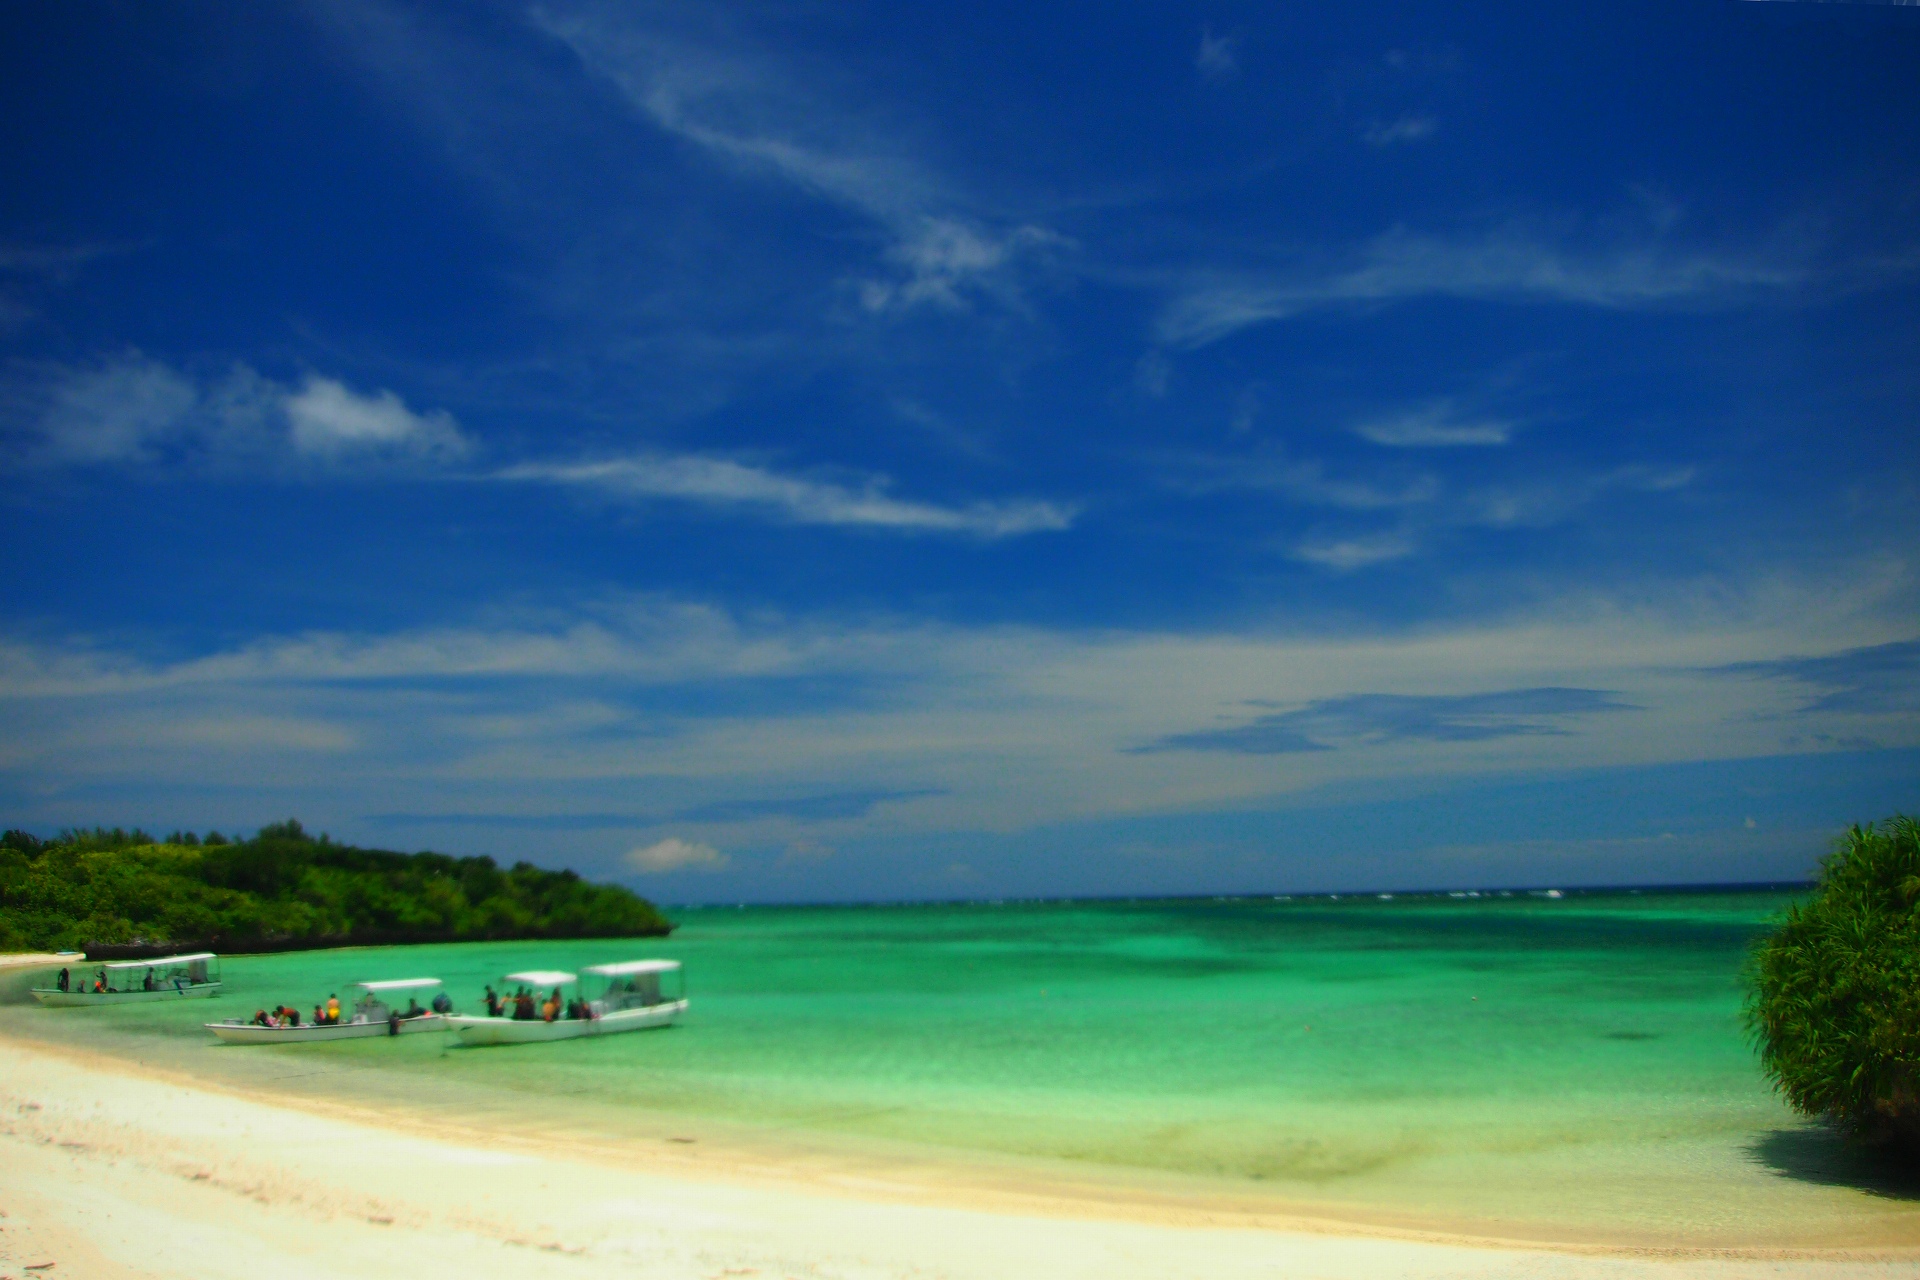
2, 0, 1916, 900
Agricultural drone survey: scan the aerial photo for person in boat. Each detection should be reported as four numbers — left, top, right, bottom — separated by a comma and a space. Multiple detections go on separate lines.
142, 968, 156, 991
401, 997, 425, 1019
314, 1004, 326, 1026
483, 985, 502, 1018
431, 989, 452, 1015
283, 1004, 302, 1026
513, 988, 536, 1020
326, 993, 341, 1025
93, 967, 108, 993
543, 988, 563, 1022
56, 967, 69, 992
251, 1008, 271, 1027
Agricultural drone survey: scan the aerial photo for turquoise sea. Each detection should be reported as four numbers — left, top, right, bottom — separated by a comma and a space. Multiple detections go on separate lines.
8, 887, 1919, 1245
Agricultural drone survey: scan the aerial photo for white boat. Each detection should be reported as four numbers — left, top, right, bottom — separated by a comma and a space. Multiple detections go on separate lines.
206, 977, 451, 1044
31, 953, 221, 1006
447, 960, 687, 1047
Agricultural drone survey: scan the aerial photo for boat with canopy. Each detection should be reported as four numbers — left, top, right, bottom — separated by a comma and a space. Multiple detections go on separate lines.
205, 977, 450, 1044
31, 953, 221, 1005
446, 960, 686, 1046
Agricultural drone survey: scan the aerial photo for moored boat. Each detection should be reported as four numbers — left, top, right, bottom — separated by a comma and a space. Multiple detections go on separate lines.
206, 977, 450, 1044
446, 960, 686, 1046
31, 953, 221, 1006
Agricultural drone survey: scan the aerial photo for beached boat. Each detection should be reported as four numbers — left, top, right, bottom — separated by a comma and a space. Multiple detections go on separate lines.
446, 960, 687, 1046
205, 977, 450, 1044
31, 953, 221, 1006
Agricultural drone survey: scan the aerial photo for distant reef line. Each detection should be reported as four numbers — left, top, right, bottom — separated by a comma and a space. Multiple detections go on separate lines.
1, 819, 673, 955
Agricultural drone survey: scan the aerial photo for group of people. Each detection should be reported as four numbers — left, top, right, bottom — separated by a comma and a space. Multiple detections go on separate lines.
54, 965, 145, 993
244, 990, 452, 1029
482, 984, 596, 1023
249, 1003, 307, 1028
53, 965, 185, 994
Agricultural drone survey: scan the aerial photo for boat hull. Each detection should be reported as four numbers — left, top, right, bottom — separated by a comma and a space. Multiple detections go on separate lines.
32, 983, 221, 1007
205, 1014, 448, 1044
447, 999, 686, 1046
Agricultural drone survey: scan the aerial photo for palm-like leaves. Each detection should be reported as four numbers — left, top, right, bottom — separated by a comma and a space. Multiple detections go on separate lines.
1747, 816, 1920, 1149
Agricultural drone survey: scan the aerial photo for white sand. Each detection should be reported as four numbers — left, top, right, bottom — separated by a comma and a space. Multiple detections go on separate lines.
1, 1037, 1915, 1280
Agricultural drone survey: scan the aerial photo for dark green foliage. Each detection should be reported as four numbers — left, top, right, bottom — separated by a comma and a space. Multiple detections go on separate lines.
0, 821, 671, 953
1748, 816, 1920, 1150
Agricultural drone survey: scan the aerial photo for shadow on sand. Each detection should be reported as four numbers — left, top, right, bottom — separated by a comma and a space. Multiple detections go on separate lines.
1750, 1126, 1920, 1200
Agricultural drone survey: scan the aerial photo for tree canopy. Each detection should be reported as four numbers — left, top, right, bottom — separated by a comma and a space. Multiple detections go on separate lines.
0, 820, 670, 953
1748, 815, 1920, 1150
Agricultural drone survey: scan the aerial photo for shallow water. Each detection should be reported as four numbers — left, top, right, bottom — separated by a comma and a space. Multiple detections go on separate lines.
11, 888, 1920, 1243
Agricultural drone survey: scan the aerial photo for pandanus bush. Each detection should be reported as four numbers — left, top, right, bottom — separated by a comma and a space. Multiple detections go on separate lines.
1748, 816, 1920, 1150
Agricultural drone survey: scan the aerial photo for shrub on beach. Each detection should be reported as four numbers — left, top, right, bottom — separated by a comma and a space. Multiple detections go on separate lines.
1747, 816, 1920, 1151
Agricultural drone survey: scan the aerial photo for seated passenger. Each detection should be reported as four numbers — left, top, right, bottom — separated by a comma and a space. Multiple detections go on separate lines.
513, 989, 536, 1020
402, 997, 424, 1019
542, 989, 562, 1022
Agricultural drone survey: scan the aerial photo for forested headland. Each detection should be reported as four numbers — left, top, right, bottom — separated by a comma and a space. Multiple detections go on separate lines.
0, 820, 672, 955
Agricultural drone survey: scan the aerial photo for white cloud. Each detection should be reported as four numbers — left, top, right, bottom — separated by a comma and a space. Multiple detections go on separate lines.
1362, 115, 1438, 147
1171, 448, 1440, 511
625, 836, 729, 873
1196, 28, 1240, 80
1, 567, 1914, 852
30, 354, 199, 464
1156, 225, 1806, 347
285, 377, 470, 460
1355, 402, 1514, 448
535, 11, 1058, 315
859, 219, 1062, 313
8, 356, 468, 472
1290, 532, 1420, 571
498, 454, 1074, 537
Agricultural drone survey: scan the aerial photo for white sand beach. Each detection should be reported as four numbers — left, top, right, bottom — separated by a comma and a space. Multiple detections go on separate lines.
1, 1030, 1916, 1280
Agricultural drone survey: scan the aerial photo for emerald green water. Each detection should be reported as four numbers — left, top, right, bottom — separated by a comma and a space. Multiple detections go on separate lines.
12, 887, 1917, 1240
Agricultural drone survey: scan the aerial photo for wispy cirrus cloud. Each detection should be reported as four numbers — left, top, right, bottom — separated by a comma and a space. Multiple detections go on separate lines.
1169, 444, 1695, 570
5, 355, 1070, 538
533, 6, 1060, 316
1362, 115, 1438, 147
1195, 27, 1240, 80
1156, 224, 1807, 347
1354, 400, 1514, 448
498, 454, 1074, 538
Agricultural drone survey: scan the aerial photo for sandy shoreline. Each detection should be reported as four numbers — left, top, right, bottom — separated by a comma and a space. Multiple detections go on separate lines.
0, 1031, 1915, 1280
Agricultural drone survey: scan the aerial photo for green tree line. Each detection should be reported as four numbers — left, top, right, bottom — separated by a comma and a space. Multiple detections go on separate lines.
0, 820, 671, 953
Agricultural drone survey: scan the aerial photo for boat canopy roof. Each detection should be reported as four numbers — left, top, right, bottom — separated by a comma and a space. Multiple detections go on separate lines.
356, 977, 441, 992
99, 952, 217, 970
502, 970, 576, 986
583, 959, 680, 977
